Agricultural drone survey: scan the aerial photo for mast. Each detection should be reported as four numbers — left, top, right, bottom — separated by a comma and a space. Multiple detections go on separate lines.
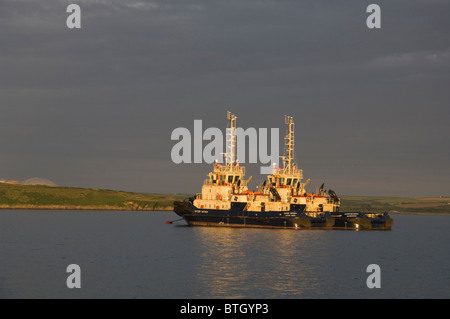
210, 112, 248, 189
225, 111, 237, 166
283, 115, 295, 174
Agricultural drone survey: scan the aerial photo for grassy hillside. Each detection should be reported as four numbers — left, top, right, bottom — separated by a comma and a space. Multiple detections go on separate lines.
0, 183, 188, 211
340, 195, 450, 214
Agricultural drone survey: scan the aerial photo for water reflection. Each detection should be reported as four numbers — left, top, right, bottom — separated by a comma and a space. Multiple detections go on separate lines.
191, 227, 330, 298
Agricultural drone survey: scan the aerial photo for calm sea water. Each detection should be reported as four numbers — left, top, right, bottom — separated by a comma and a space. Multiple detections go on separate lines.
0, 210, 449, 299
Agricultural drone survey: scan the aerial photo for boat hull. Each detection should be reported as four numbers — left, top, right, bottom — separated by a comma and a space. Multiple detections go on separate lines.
331, 212, 393, 230
173, 201, 393, 230
174, 200, 312, 229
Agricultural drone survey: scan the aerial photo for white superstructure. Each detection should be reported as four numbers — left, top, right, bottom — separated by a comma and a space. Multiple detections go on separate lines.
193, 112, 340, 213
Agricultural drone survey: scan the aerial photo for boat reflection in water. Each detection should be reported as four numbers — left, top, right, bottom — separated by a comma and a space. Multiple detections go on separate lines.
191, 227, 328, 298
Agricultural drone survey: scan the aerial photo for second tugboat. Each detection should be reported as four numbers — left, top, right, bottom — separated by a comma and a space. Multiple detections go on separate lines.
174, 112, 393, 230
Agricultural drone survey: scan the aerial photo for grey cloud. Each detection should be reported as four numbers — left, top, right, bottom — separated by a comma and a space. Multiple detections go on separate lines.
0, 0, 449, 196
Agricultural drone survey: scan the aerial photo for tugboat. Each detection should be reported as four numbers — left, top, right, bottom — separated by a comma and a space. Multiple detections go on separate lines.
173, 112, 393, 230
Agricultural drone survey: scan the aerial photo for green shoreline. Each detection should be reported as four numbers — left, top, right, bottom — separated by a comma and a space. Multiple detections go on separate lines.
0, 183, 183, 211
1, 183, 449, 214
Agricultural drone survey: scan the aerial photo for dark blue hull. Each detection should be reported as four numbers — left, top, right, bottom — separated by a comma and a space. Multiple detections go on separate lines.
174, 201, 393, 230
174, 201, 334, 229
331, 212, 394, 230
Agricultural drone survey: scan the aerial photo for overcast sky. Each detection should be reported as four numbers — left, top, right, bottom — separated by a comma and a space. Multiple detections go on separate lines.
1, 0, 449, 197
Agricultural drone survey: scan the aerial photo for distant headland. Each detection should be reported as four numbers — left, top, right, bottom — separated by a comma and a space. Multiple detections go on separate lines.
1, 177, 57, 187
0, 183, 185, 211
